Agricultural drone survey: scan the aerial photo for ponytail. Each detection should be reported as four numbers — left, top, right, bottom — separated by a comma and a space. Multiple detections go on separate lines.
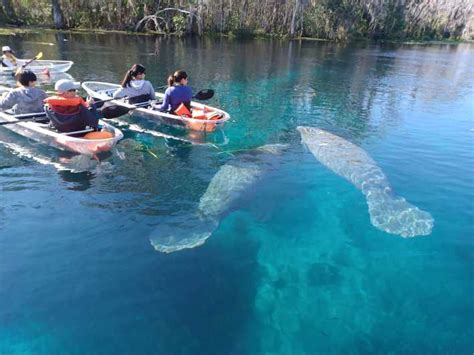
121, 63, 146, 88
167, 74, 175, 87
167, 70, 188, 87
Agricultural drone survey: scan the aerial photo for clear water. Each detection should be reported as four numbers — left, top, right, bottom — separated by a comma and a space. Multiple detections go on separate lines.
0, 32, 473, 354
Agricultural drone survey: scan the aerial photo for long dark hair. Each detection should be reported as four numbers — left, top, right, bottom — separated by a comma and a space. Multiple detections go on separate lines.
121, 64, 146, 88
167, 70, 187, 87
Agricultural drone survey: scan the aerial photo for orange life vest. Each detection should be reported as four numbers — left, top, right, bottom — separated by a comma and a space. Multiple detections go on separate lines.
174, 103, 192, 117
44, 96, 87, 115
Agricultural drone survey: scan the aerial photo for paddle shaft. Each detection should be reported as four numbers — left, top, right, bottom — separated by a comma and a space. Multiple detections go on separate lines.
0, 117, 43, 126
21, 52, 43, 69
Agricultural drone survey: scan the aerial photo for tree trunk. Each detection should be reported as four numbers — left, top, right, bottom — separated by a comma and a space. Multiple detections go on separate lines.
289, 0, 300, 37
2, 0, 22, 25
51, 0, 66, 29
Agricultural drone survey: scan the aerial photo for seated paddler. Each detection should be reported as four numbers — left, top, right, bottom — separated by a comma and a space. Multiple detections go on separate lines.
1, 46, 18, 68
113, 64, 156, 104
158, 70, 193, 114
0, 70, 47, 114
44, 79, 100, 133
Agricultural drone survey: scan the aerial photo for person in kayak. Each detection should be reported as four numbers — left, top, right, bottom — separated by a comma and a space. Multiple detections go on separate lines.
158, 70, 192, 114
0, 70, 47, 114
44, 79, 100, 133
1, 46, 18, 67
113, 64, 156, 104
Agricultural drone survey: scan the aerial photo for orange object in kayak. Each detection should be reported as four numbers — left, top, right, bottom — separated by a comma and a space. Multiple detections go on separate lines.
83, 130, 114, 140
186, 120, 217, 132
192, 108, 223, 121
192, 109, 207, 120
175, 103, 192, 117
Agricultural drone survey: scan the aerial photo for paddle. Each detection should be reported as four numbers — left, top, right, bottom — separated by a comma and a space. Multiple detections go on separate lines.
101, 89, 215, 119
0, 116, 46, 126
10, 52, 43, 77
21, 51, 43, 69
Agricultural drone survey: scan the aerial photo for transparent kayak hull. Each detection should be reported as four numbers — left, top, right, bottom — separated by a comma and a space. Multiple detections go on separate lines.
0, 112, 123, 155
82, 81, 230, 132
0, 60, 74, 75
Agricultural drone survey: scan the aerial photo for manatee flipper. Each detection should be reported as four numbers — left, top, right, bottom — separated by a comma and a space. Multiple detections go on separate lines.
366, 190, 434, 237
297, 126, 434, 237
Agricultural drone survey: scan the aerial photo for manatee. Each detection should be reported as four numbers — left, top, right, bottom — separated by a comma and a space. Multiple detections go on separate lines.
297, 126, 434, 237
150, 144, 289, 252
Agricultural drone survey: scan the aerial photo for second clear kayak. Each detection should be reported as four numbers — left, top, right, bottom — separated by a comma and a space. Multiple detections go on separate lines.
0, 60, 73, 75
82, 81, 230, 132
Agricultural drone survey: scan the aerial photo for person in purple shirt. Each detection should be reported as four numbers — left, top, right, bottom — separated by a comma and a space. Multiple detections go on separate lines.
158, 70, 193, 113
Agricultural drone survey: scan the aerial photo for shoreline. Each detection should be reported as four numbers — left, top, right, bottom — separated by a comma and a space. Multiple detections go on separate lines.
0, 25, 471, 45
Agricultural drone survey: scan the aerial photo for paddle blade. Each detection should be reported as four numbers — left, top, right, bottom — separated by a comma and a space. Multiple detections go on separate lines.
101, 105, 132, 119
193, 89, 214, 101
36, 52, 43, 60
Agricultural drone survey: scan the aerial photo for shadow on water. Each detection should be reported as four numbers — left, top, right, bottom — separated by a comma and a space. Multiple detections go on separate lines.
146, 233, 262, 354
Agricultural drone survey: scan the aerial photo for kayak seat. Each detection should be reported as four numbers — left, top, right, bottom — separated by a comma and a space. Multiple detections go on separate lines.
128, 94, 152, 105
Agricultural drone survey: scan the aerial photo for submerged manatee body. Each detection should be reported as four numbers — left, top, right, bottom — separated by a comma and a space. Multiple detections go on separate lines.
297, 126, 433, 237
150, 144, 289, 252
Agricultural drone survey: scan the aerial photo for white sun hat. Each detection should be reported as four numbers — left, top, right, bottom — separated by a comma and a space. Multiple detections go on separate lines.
55, 79, 80, 93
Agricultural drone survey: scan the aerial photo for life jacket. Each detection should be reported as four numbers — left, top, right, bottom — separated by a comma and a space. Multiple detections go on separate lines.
174, 103, 192, 117
44, 96, 87, 115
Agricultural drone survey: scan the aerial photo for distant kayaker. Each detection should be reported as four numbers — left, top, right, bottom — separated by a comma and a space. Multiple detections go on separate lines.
113, 64, 156, 104
1, 46, 18, 67
44, 79, 99, 133
0, 70, 47, 114
159, 70, 193, 114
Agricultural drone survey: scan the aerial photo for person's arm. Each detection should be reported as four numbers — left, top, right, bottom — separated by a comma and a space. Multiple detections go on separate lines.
147, 81, 156, 100
0, 91, 17, 110
113, 87, 126, 99
187, 86, 193, 100
159, 88, 171, 112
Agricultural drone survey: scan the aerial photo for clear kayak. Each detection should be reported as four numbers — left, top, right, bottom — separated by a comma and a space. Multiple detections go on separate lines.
82, 81, 230, 132
0, 111, 123, 155
0, 72, 74, 86
0, 60, 73, 75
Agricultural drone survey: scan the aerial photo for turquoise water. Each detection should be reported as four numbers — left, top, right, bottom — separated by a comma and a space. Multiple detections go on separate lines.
0, 33, 473, 354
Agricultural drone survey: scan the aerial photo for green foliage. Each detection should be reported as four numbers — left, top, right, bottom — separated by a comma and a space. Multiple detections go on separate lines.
172, 14, 187, 34
0, 0, 471, 41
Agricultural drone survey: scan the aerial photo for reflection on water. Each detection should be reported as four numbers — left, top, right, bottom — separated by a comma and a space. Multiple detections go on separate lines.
0, 32, 473, 354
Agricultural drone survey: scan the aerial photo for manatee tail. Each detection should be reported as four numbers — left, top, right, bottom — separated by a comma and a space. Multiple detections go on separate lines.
149, 213, 218, 253
365, 190, 434, 237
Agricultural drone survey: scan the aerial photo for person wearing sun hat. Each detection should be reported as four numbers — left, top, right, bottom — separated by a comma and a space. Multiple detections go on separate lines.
1, 46, 18, 67
44, 79, 100, 132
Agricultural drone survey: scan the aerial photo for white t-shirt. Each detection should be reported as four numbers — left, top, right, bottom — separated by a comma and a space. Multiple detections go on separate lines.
1, 55, 17, 67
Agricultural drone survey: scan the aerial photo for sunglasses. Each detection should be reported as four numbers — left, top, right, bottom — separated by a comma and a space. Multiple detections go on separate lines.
68, 89, 77, 92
